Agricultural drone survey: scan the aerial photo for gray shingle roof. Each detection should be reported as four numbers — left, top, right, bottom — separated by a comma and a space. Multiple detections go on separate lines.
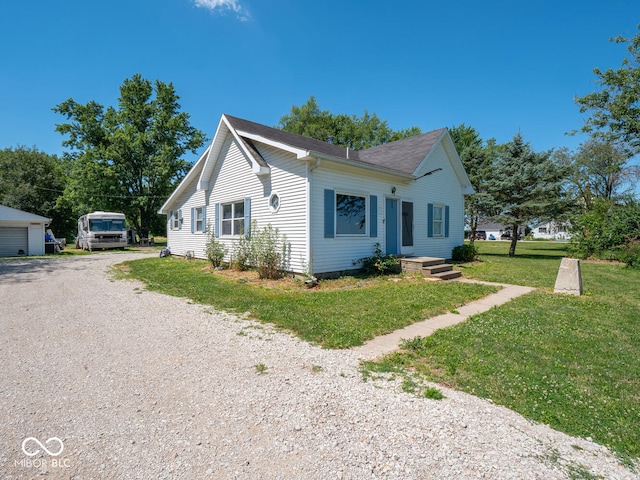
358, 128, 446, 175
224, 114, 447, 176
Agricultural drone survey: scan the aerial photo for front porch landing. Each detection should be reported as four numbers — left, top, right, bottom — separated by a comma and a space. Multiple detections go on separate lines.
400, 257, 462, 280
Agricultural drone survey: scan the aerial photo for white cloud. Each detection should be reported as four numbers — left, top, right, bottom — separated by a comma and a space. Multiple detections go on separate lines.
193, 0, 250, 21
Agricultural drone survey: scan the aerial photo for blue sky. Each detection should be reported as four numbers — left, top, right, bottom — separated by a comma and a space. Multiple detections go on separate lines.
0, 0, 638, 163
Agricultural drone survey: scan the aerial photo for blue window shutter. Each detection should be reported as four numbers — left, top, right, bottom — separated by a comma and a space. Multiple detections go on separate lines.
324, 189, 335, 238
370, 195, 377, 237
169, 211, 174, 230
444, 205, 450, 238
244, 197, 251, 236
214, 203, 220, 238
191, 207, 195, 234
178, 209, 182, 230
202, 205, 207, 233
427, 203, 433, 238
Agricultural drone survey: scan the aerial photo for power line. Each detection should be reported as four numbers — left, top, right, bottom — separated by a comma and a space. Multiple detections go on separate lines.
31, 185, 167, 199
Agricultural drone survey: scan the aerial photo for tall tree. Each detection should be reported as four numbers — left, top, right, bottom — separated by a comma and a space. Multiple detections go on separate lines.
575, 25, 640, 154
555, 138, 639, 211
0, 146, 75, 238
53, 74, 207, 237
484, 133, 570, 257
449, 124, 497, 245
278, 96, 421, 149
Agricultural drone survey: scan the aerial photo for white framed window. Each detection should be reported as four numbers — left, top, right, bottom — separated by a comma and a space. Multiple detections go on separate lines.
222, 200, 245, 236
172, 209, 182, 230
432, 204, 444, 237
269, 192, 281, 213
195, 207, 204, 232
336, 192, 367, 236
190, 206, 206, 233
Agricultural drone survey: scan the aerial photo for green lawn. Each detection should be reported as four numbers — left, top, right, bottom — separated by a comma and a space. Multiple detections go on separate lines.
456, 240, 569, 288
119, 257, 497, 349
366, 240, 640, 461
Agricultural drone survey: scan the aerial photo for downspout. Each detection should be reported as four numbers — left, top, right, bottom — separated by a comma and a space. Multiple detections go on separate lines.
306, 158, 321, 277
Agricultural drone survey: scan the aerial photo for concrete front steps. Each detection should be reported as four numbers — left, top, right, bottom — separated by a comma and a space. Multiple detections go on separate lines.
400, 256, 462, 280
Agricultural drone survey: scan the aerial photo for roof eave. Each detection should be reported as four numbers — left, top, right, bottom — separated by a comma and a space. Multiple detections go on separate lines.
158, 145, 211, 214
234, 130, 309, 160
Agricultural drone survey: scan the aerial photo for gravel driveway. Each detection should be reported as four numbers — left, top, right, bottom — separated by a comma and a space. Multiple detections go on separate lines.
0, 252, 637, 479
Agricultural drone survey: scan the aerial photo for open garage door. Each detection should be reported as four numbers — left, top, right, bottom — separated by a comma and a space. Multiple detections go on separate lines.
0, 227, 28, 256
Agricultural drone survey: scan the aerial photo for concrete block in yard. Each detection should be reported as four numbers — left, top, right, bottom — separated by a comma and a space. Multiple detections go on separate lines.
554, 258, 582, 296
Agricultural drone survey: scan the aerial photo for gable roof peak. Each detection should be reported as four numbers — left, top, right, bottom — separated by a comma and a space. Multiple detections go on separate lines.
222, 114, 451, 176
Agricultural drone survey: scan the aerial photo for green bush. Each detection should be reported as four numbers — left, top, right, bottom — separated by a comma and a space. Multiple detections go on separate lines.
232, 234, 253, 271
205, 227, 226, 268
251, 223, 289, 279
615, 240, 640, 269
231, 221, 289, 279
569, 199, 640, 259
451, 244, 478, 262
359, 242, 399, 275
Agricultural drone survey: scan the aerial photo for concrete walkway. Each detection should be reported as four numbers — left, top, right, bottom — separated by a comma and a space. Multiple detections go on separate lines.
352, 279, 536, 359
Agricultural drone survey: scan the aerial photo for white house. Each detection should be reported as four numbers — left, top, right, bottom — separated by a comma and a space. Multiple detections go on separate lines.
531, 221, 571, 240
475, 220, 526, 240
159, 114, 474, 277
0, 204, 51, 257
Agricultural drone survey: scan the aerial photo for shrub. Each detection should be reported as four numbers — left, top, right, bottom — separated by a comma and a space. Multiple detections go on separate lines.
359, 242, 399, 275
231, 221, 290, 279
232, 234, 253, 271
205, 227, 226, 268
615, 240, 640, 269
569, 199, 640, 259
252, 223, 289, 279
451, 244, 478, 262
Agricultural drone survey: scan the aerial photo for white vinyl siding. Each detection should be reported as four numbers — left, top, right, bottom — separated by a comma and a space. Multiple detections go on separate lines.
413, 142, 463, 258
310, 140, 465, 274
311, 164, 387, 274
165, 176, 208, 257
204, 138, 308, 273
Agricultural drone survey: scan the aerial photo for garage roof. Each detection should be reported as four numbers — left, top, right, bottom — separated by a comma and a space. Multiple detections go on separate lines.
0, 204, 51, 223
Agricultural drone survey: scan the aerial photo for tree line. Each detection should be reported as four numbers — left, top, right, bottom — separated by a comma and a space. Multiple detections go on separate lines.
1, 27, 639, 264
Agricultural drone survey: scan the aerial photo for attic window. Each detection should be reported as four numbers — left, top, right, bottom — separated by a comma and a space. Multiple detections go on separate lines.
269, 192, 281, 213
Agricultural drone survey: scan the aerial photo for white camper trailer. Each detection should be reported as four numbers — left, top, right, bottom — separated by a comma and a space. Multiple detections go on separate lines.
76, 211, 127, 251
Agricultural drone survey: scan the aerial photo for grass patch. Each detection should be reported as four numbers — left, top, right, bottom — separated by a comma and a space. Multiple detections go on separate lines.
374, 241, 640, 461
119, 256, 497, 349
457, 240, 568, 288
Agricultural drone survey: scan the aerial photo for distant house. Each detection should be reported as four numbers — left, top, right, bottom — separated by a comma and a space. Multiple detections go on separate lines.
531, 221, 571, 240
159, 114, 474, 277
0, 204, 51, 256
475, 220, 525, 240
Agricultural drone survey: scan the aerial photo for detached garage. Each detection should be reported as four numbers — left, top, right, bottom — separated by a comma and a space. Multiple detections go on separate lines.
0, 205, 51, 257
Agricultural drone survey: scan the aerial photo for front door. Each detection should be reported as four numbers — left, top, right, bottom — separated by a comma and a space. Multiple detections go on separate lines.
385, 198, 399, 255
